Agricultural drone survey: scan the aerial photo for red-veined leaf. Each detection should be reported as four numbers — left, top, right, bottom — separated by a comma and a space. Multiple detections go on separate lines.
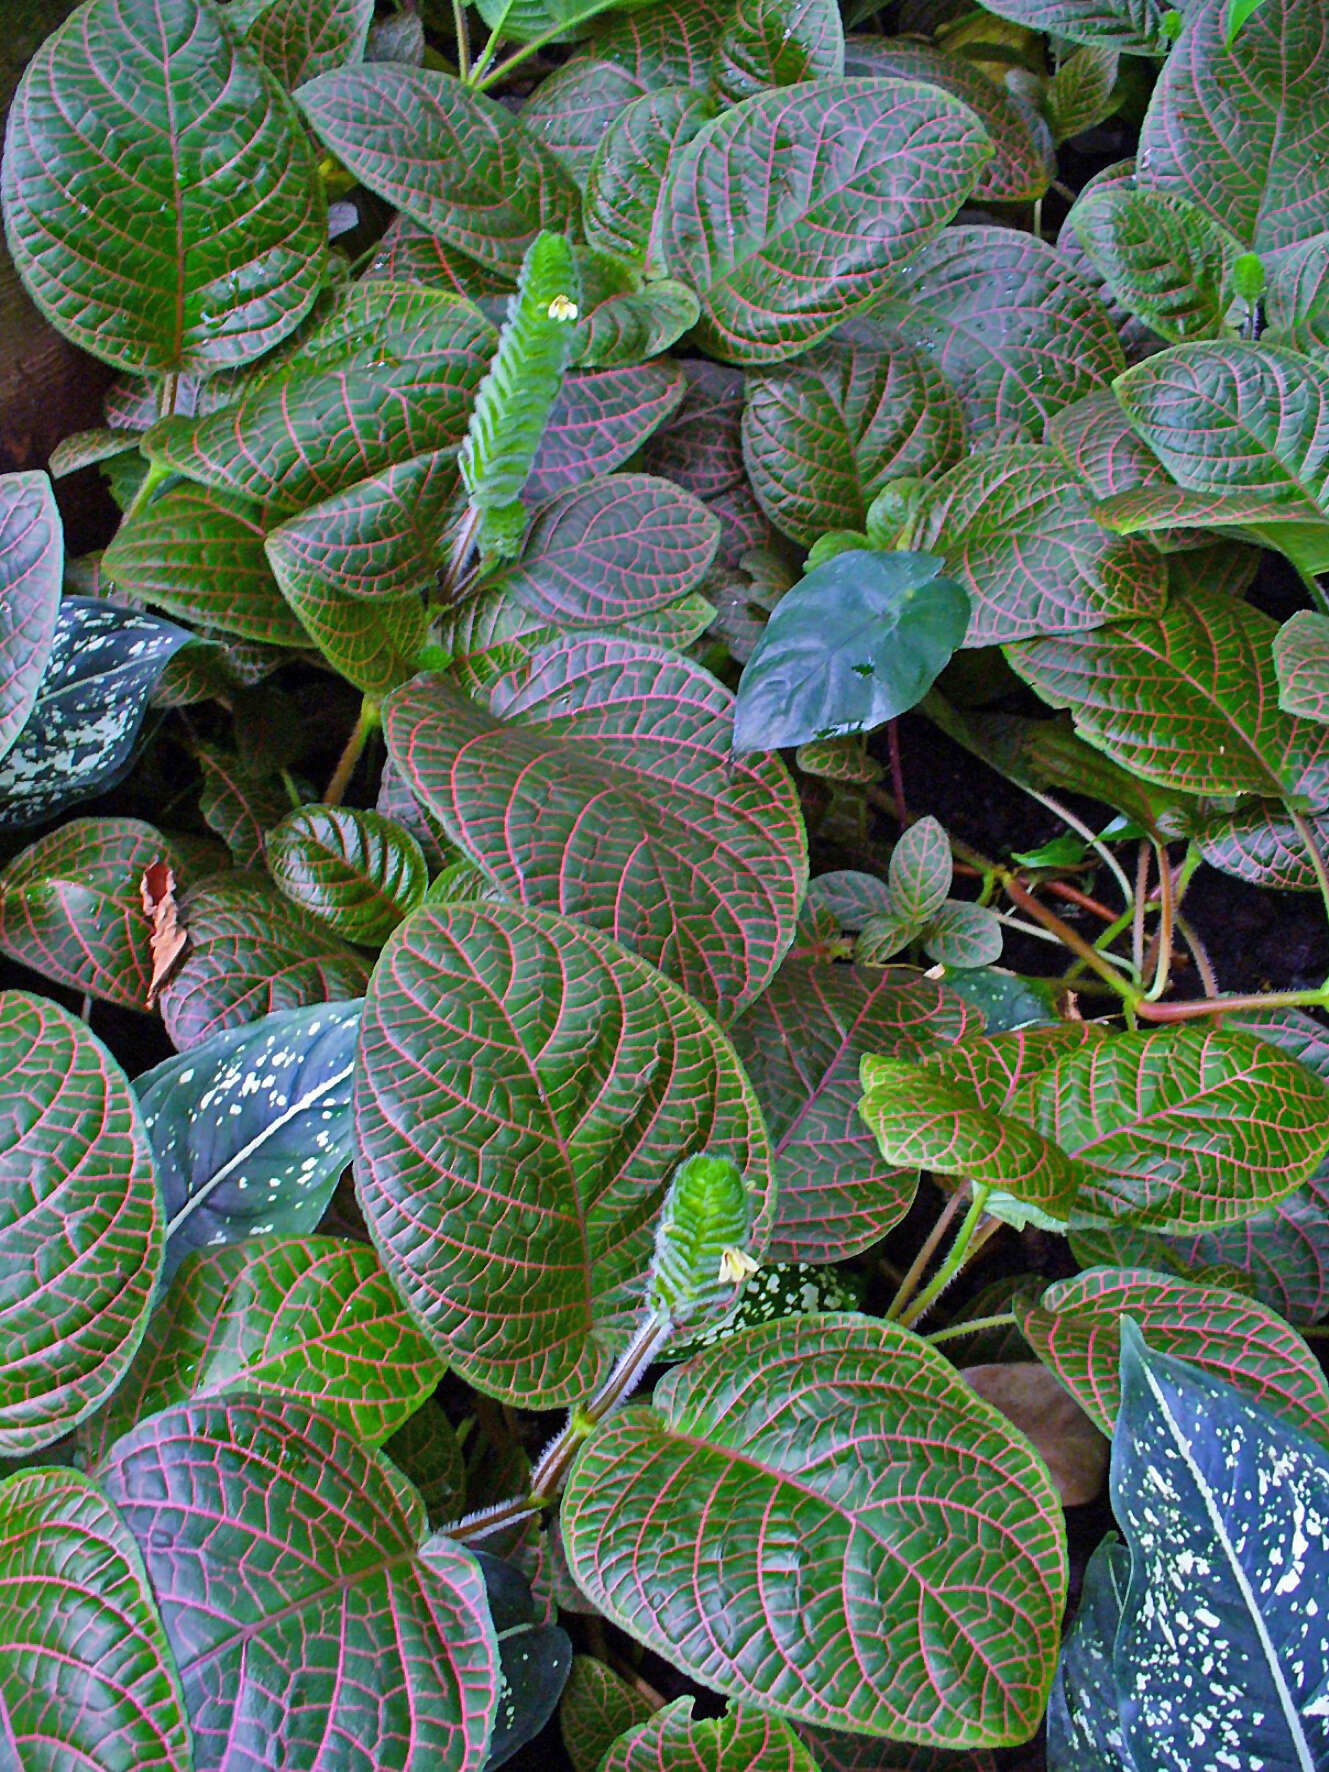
560, 1656, 654, 1772
244, 0, 374, 87
584, 88, 717, 271
196, 745, 290, 871
1276, 610, 1329, 722
641, 358, 746, 500
267, 804, 429, 944
0, 471, 61, 768
713, 0, 843, 100
526, 363, 688, 500
603, 1699, 818, 1770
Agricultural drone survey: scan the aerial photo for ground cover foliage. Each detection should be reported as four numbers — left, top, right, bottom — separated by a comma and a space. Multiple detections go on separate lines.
6, 0, 1329, 1764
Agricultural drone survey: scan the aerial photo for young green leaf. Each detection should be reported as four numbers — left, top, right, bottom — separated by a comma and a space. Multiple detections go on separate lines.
923, 901, 1004, 969
603, 1699, 818, 1770
731, 550, 969, 754
1044, 44, 1120, 141
888, 817, 953, 925
0, 471, 61, 769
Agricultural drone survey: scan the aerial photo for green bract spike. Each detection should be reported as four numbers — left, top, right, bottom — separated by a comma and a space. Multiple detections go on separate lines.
647, 1153, 756, 1328
459, 231, 581, 518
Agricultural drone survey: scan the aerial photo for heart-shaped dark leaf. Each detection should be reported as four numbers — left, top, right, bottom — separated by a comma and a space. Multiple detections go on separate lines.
146, 285, 494, 518
297, 65, 578, 277
2, 0, 326, 375
874, 228, 1125, 442
1017, 1025, 1329, 1230
1276, 609, 1329, 722
975, 0, 1174, 51
660, 79, 992, 365
732, 550, 969, 753
732, 961, 974, 1261
584, 89, 717, 270
487, 474, 720, 627
244, 0, 374, 87
354, 899, 773, 1406
526, 363, 688, 500
0, 471, 61, 767
157, 872, 371, 1049
0, 597, 190, 828
0, 817, 181, 1007
742, 333, 963, 549
0, 991, 161, 1454
604, 1700, 818, 1770
80, 1236, 443, 1462
267, 804, 428, 944
98, 1395, 500, 1771
473, 1548, 573, 1768
562, 1314, 1066, 1745
138, 996, 361, 1273
1070, 186, 1238, 342
385, 640, 806, 1021
103, 482, 309, 647
1016, 1267, 1329, 1449
0, 1469, 190, 1770
919, 445, 1167, 646
560, 1656, 654, 1772
842, 38, 1050, 203
713, 0, 844, 100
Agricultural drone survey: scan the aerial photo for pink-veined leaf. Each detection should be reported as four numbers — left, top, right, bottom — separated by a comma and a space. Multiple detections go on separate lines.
562, 1314, 1067, 1746
590, 0, 731, 87
362, 214, 512, 297
526, 363, 688, 500
560, 1655, 654, 1772
926, 1023, 1108, 1112
98, 1395, 500, 1772
732, 961, 974, 1262
887, 817, 953, 924
1276, 610, 1329, 722
1194, 796, 1329, 894
1047, 389, 1171, 501
353, 900, 773, 1407
244, 0, 374, 87
921, 901, 1004, 969
266, 804, 429, 944
0, 992, 161, 1454
0, 1470, 190, 1771
0, 471, 61, 768
584, 89, 717, 271
971, 0, 1175, 51
196, 746, 290, 871
384, 638, 806, 1022
603, 1699, 818, 1770
518, 57, 648, 186
641, 358, 747, 500
713, 0, 843, 100
1069, 185, 1239, 343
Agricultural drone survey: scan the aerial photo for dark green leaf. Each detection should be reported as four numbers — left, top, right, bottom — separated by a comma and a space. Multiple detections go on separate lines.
562, 1315, 1066, 1745
560, 1656, 654, 1772
267, 804, 428, 943
732, 550, 969, 753
1070, 185, 1238, 342
584, 89, 717, 270
518, 57, 649, 187
0, 1469, 190, 1770
296, 65, 579, 277
245, 0, 373, 87
527, 363, 688, 500
923, 900, 1004, 969
2, 0, 325, 374
1044, 44, 1120, 142
0, 472, 61, 767
641, 358, 746, 499
806, 869, 894, 930
0, 598, 189, 828
197, 745, 290, 871
713, 0, 844, 101
604, 1700, 818, 1769
590, 0, 729, 85
381, 1397, 467, 1525
888, 817, 952, 924
0, 991, 161, 1454
1047, 1537, 1131, 1772
474, 1547, 572, 1769
660, 79, 992, 365
1046, 389, 1170, 502
975, 0, 1176, 52
364, 213, 512, 297
353, 900, 773, 1406
99, 1395, 500, 1770
575, 275, 701, 368
1276, 609, 1329, 722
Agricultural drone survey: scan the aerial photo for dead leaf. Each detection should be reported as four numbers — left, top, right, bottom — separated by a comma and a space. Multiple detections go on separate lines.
962, 1360, 1108, 1507
140, 861, 189, 1007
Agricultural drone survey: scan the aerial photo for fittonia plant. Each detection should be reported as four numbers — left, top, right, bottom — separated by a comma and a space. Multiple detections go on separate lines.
5, 0, 1329, 1763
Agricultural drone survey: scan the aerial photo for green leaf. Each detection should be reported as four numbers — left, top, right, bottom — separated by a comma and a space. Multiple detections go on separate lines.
1070, 186, 1239, 343
0, 472, 61, 768
927, 1023, 1107, 1110
874, 228, 1125, 442
575, 276, 701, 368
641, 358, 746, 499
742, 333, 964, 550
145, 284, 495, 518
103, 481, 310, 647
98, 1395, 500, 1770
860, 1055, 1083, 1220
604, 1700, 818, 1770
1046, 388, 1171, 502
517, 57, 649, 187
731, 550, 970, 753
486, 474, 720, 627
660, 79, 992, 365
1052, 1325, 1329, 1772
843, 38, 1051, 203
528, 362, 688, 499
1044, 44, 1120, 142
270, 557, 427, 696
1046, 1535, 1131, 1772
1276, 610, 1329, 723
856, 908, 925, 965
560, 1656, 654, 1772
973, 0, 1176, 52
562, 1314, 1066, 1746
805, 869, 894, 930
1016, 1025, 1329, 1230
712, 0, 844, 101
384, 639, 806, 1022
244, 0, 373, 87
732, 960, 974, 1261
80, 1236, 443, 1461
664, 1260, 862, 1360
590, 0, 730, 86
0, 598, 189, 828
0, 1469, 190, 1770
1225, 0, 1271, 38
2, 0, 325, 374
157, 872, 371, 1049
1015, 1266, 1329, 1447
353, 900, 773, 1407
381, 1397, 467, 1525
296, 64, 579, 278
919, 444, 1168, 646
923, 900, 1004, 969
197, 745, 290, 870
1139, 0, 1329, 253
267, 804, 428, 944
0, 992, 161, 1455
0, 817, 181, 1008
1192, 796, 1329, 894
585, 89, 717, 270
364, 213, 513, 298
1007, 587, 1329, 804
888, 817, 953, 925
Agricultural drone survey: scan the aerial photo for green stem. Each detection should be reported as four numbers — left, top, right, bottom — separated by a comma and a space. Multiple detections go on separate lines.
122, 457, 172, 522
1024, 786, 1135, 911
451, 0, 471, 79
323, 695, 381, 806
470, 0, 615, 89
466, 0, 513, 84
1144, 839, 1176, 1001
885, 1185, 970, 1322
927, 1310, 1017, 1347
899, 1186, 992, 1330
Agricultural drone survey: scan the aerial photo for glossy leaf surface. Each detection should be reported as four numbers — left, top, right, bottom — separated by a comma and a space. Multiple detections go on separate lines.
137, 996, 361, 1273
0, 1469, 190, 1771
99, 1394, 500, 1771
713, 0, 843, 99
733, 962, 973, 1261
385, 640, 806, 1022
584, 89, 716, 271
527, 363, 688, 499
0, 991, 161, 1454
245, 0, 374, 86
354, 900, 773, 1406
2, 0, 326, 373
1070, 186, 1237, 342
0, 471, 61, 768
660, 79, 992, 364
267, 804, 428, 945
562, 1314, 1066, 1746
82, 1236, 443, 1459
604, 1699, 818, 1770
